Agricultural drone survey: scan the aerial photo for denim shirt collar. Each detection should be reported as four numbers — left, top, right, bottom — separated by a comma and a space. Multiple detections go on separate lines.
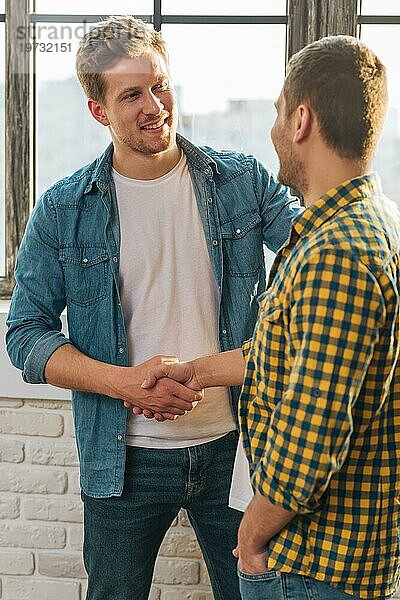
83, 133, 220, 195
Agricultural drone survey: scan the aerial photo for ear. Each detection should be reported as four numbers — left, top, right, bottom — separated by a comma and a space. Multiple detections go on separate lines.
292, 104, 313, 144
88, 98, 110, 127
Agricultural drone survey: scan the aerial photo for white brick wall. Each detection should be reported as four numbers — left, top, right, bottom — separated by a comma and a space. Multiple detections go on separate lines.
3, 396, 398, 600
0, 397, 213, 600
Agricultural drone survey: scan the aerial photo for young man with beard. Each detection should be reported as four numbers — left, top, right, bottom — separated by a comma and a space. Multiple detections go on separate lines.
143, 36, 400, 599
5, 16, 301, 600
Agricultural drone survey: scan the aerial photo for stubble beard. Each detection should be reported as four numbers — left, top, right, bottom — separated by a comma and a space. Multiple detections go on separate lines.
123, 126, 175, 156
278, 146, 309, 197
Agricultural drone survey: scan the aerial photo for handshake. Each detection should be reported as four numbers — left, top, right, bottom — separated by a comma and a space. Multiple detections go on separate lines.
112, 349, 244, 421
122, 356, 205, 422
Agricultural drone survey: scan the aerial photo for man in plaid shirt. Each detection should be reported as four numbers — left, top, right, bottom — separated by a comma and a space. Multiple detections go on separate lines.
138, 35, 400, 599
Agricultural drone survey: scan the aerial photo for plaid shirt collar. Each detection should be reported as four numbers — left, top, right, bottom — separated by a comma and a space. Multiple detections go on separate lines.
291, 173, 382, 239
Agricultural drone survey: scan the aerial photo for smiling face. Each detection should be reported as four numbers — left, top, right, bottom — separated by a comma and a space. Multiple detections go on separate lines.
92, 50, 178, 158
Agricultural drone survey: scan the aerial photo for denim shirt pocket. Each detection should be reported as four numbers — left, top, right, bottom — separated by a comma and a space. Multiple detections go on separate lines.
59, 244, 109, 307
221, 210, 263, 277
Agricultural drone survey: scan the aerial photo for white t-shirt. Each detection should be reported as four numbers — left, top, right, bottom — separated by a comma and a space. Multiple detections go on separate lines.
228, 436, 254, 512
113, 152, 236, 449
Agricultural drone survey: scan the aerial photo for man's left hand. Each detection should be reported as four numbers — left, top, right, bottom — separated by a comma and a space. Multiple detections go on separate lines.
233, 506, 268, 574
232, 490, 295, 574
233, 541, 268, 574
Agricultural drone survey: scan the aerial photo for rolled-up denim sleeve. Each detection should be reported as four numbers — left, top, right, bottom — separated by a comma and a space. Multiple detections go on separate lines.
6, 191, 72, 384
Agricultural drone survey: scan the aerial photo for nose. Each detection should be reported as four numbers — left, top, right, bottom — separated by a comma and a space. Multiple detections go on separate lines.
142, 90, 164, 115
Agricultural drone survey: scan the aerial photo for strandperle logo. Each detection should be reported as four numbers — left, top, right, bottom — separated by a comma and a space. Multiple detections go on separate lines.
16, 21, 142, 42
15, 20, 142, 58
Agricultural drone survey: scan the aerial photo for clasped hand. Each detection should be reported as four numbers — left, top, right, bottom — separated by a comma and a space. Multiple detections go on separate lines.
123, 357, 203, 421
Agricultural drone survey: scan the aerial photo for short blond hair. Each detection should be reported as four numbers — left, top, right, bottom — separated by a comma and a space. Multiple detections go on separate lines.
76, 16, 169, 104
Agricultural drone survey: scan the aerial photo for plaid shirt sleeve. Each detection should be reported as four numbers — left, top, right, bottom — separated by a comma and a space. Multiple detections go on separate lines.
242, 338, 252, 359
252, 249, 387, 514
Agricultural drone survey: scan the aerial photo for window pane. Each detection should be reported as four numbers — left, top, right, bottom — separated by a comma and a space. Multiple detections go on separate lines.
35, 24, 110, 196
34, 1, 152, 15
360, 26, 400, 207
0, 25, 5, 277
360, 1, 400, 15
163, 0, 286, 15
164, 24, 285, 175
0, 2, 4, 13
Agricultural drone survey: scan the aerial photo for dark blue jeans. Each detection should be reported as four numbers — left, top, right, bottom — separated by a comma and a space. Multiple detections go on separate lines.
238, 569, 359, 600
82, 430, 242, 600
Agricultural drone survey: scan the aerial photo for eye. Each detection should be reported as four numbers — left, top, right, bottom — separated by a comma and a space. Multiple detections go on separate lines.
125, 92, 140, 101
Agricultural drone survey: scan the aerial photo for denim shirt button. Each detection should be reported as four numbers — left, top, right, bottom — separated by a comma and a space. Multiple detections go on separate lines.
212, 239, 218, 246
208, 197, 213, 204
117, 434, 123, 441
236, 228, 241, 234
118, 347, 124, 354
82, 257, 88, 264
222, 329, 228, 335
113, 256, 118, 262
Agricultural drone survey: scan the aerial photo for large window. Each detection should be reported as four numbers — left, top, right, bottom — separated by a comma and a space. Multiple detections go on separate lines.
359, 1, 400, 206
28, 3, 287, 283
9, 1, 397, 297
33, 4, 287, 195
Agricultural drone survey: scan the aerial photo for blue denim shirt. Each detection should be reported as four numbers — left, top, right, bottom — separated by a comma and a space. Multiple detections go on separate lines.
6, 134, 301, 497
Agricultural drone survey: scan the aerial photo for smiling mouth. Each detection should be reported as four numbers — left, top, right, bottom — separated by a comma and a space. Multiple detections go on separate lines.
140, 116, 168, 131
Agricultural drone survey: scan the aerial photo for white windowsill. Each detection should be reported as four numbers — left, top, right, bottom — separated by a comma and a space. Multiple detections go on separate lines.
0, 300, 70, 400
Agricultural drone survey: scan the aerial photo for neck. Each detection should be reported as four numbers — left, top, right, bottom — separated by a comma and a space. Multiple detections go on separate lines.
302, 148, 370, 206
112, 143, 181, 180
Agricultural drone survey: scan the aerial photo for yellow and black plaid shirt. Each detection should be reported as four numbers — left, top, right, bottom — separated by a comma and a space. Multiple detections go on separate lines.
239, 174, 400, 598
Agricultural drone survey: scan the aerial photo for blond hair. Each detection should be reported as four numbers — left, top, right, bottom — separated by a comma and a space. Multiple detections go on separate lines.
76, 16, 168, 104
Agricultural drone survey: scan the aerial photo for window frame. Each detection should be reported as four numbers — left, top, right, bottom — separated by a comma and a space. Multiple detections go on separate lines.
2, 0, 378, 298
1, 0, 30, 298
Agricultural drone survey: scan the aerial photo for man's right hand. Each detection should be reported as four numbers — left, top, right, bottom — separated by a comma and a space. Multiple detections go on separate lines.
123, 360, 203, 421
130, 348, 245, 421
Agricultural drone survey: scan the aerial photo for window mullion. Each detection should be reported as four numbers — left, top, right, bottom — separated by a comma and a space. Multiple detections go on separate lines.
287, 0, 358, 61
3, 0, 30, 297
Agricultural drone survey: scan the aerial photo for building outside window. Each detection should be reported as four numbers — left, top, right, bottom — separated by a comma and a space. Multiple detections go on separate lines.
359, 0, 400, 206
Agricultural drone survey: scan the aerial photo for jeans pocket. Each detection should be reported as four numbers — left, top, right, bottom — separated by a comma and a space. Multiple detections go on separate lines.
237, 567, 280, 581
